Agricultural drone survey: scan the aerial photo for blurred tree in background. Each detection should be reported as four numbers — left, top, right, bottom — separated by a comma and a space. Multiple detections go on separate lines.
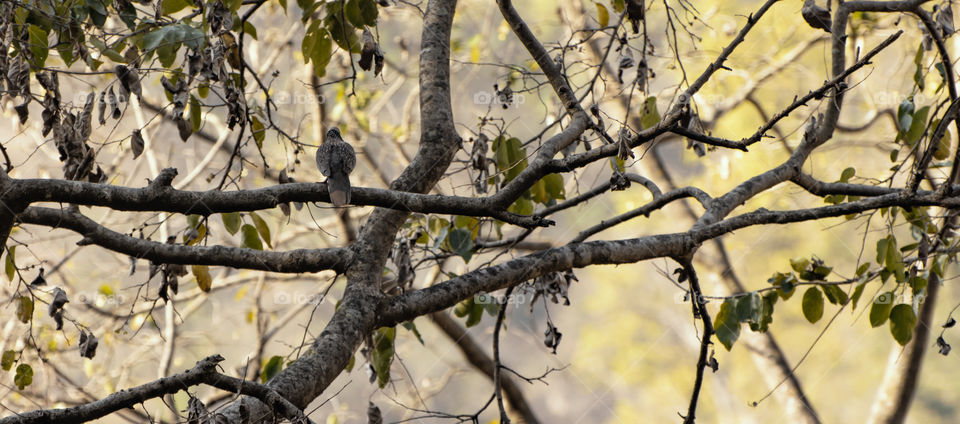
0, 0, 958, 422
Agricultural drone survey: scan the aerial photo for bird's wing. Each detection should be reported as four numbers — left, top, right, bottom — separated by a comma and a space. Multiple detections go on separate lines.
333, 142, 356, 174
316, 144, 333, 176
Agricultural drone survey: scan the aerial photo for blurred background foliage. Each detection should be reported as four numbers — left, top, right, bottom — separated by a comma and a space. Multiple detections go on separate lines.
1, 0, 959, 422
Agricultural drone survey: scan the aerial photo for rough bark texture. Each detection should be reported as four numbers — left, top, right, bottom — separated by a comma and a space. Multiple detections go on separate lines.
215, 0, 461, 419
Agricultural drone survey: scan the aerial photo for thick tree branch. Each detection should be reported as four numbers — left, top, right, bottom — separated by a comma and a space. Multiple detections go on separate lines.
381, 234, 695, 324
215, 0, 464, 419
0, 355, 312, 424
384, 188, 960, 326
17, 207, 352, 273
7, 169, 546, 228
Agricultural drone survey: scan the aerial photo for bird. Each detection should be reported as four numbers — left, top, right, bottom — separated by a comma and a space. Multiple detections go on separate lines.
315, 127, 356, 207
801, 0, 832, 33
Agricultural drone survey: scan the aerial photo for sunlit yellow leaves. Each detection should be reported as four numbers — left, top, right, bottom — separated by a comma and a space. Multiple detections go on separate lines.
191, 265, 212, 292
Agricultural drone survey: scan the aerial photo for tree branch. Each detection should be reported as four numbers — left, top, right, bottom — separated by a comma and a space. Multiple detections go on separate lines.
0, 355, 313, 424
7, 169, 547, 228
17, 207, 352, 273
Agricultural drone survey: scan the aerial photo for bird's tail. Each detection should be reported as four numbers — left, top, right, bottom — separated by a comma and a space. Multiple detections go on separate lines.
327, 172, 351, 207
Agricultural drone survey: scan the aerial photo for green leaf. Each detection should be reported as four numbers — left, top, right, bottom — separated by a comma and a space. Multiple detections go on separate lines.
447, 229, 474, 263
371, 327, 395, 388
479, 293, 500, 316
492, 136, 528, 184
189, 95, 202, 132
192, 265, 212, 292
801, 287, 824, 323
934, 127, 952, 160
184, 223, 206, 245
789, 257, 810, 273
261, 355, 284, 383
751, 292, 777, 332
344, 0, 365, 28
139, 24, 205, 52
595, 2, 609, 27
840, 167, 855, 182
27, 25, 49, 68
86, 0, 107, 21
453, 297, 473, 318
358, 0, 378, 26
876, 237, 889, 266
612, 0, 625, 13
851, 281, 867, 310
4, 246, 14, 281
821, 284, 848, 305
768, 271, 796, 300
903, 106, 930, 146
454, 215, 480, 238
57, 41, 75, 67
465, 299, 483, 327
243, 21, 258, 40
14, 364, 33, 390
714, 299, 740, 351
89, 38, 126, 63
897, 98, 915, 135
251, 117, 266, 149
884, 236, 905, 282
311, 28, 334, 76
856, 263, 870, 276
16, 296, 32, 323
639, 96, 661, 129
909, 275, 928, 298
530, 179, 548, 205
249, 212, 272, 248
298, 0, 316, 17
869, 292, 895, 327
241, 224, 263, 250
543, 173, 565, 200
936, 62, 948, 88
427, 217, 450, 247
913, 43, 925, 91
1, 350, 15, 371
401, 321, 423, 345
812, 264, 833, 279
221, 212, 241, 235
824, 194, 846, 205
508, 197, 533, 216
735, 293, 762, 325
889, 304, 917, 346
324, 4, 361, 53
161, 0, 192, 15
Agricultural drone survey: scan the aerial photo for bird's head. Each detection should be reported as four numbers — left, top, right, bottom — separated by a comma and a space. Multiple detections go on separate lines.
325, 127, 342, 142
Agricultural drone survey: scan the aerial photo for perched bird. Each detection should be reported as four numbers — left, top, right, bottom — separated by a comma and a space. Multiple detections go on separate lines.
802, 0, 832, 33
316, 127, 356, 207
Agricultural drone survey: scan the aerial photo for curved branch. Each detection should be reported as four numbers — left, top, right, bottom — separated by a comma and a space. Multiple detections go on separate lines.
383, 188, 960, 326
381, 233, 695, 324
17, 207, 351, 273
0, 355, 313, 424
535, 173, 661, 218
572, 186, 712, 243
